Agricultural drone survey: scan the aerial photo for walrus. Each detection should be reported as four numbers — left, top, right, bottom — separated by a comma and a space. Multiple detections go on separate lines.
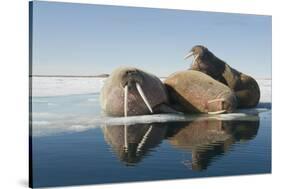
100, 67, 176, 117
184, 45, 260, 108
164, 70, 237, 114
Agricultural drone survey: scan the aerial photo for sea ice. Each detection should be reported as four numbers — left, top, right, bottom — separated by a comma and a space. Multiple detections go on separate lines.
31, 77, 271, 137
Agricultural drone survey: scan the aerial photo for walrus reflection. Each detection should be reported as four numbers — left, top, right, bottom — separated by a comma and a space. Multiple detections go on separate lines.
185, 45, 260, 108
168, 117, 259, 171
102, 123, 167, 165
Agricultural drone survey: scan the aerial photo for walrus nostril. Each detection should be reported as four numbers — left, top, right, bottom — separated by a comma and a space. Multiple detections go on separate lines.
127, 71, 133, 76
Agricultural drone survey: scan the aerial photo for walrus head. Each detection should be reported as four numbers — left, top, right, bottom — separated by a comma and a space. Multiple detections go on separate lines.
119, 69, 153, 116
184, 45, 210, 64
184, 45, 208, 74
184, 45, 223, 78
120, 69, 143, 89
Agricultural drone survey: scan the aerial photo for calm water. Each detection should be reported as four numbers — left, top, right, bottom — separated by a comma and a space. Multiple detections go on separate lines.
31, 93, 271, 188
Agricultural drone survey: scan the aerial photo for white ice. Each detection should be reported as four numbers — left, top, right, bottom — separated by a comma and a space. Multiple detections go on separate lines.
31, 77, 271, 103
32, 77, 106, 97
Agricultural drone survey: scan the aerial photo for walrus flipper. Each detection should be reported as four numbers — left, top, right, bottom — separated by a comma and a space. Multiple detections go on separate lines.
235, 89, 259, 108
154, 104, 183, 114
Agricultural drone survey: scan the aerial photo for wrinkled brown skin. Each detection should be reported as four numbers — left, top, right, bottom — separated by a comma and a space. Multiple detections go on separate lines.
168, 117, 260, 171
164, 70, 237, 113
100, 67, 170, 117
189, 45, 260, 108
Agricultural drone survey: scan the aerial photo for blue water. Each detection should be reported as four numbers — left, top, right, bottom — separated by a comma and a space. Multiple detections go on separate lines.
31, 93, 271, 188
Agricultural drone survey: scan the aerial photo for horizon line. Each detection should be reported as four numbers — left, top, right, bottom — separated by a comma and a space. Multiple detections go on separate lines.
29, 74, 272, 80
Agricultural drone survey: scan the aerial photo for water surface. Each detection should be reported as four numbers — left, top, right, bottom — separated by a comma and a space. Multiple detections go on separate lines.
31, 92, 271, 188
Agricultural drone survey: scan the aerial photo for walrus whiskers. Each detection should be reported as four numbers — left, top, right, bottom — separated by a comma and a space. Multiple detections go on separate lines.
136, 83, 153, 114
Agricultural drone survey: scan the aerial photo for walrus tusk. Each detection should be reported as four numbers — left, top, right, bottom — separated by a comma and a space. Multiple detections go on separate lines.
208, 98, 225, 103
207, 110, 226, 115
124, 124, 128, 152
193, 54, 199, 65
136, 125, 153, 154
124, 85, 128, 151
184, 51, 194, 60
207, 98, 226, 114
124, 85, 128, 117
136, 82, 153, 114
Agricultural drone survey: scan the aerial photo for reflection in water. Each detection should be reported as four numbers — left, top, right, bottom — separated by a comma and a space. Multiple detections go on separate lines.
167, 117, 260, 171
102, 123, 167, 165
102, 116, 260, 170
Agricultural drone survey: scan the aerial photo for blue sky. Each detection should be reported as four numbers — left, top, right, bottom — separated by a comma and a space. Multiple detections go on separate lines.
32, 1, 272, 77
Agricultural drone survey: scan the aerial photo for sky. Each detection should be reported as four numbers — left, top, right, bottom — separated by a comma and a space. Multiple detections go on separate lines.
31, 1, 272, 78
